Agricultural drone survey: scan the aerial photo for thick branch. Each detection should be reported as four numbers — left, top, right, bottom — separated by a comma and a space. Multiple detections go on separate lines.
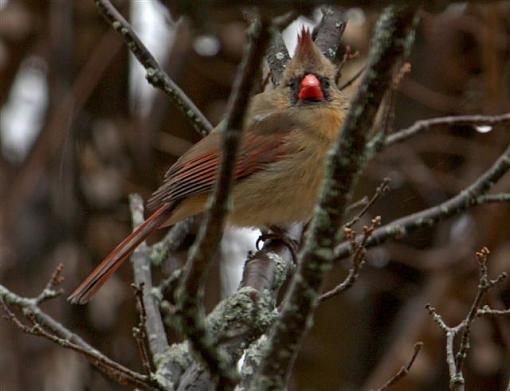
251, 5, 420, 389
95, 0, 212, 136
266, 30, 290, 86
314, 6, 347, 64
175, 226, 300, 391
175, 20, 272, 390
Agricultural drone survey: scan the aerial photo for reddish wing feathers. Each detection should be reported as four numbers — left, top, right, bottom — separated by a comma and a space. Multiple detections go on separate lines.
67, 204, 174, 304
70, 100, 292, 304
146, 131, 288, 213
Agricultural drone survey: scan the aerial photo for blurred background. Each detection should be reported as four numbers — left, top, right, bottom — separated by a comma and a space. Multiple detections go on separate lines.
1, 1, 510, 390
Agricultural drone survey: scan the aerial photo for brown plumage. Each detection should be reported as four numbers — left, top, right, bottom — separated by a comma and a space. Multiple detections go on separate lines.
68, 28, 348, 304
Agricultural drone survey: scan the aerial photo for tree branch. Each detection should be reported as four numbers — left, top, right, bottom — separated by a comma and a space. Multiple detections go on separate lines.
174, 19, 272, 390
426, 247, 509, 391
266, 29, 290, 86
334, 140, 510, 261
376, 112, 510, 151
129, 194, 181, 387
0, 270, 161, 390
250, 5, 421, 389
95, 0, 212, 136
175, 225, 300, 390
373, 342, 424, 391
319, 216, 381, 303
314, 6, 347, 64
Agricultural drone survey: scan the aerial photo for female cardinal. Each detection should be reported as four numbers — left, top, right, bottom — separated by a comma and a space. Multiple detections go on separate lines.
68, 28, 348, 304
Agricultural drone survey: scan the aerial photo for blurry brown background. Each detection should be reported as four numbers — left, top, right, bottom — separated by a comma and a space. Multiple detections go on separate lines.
1, 1, 510, 390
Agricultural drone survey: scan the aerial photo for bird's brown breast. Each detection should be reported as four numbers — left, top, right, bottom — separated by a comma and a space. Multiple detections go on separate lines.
227, 104, 344, 227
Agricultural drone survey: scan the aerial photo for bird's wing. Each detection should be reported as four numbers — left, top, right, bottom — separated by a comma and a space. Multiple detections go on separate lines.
146, 113, 296, 213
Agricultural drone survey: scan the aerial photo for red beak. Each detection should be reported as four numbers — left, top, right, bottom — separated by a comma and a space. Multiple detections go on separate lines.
298, 74, 325, 102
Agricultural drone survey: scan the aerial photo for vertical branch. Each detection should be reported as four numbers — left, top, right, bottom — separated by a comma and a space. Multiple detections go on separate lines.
266, 30, 290, 86
175, 225, 300, 390
174, 19, 272, 390
129, 194, 181, 386
314, 6, 347, 64
251, 5, 421, 389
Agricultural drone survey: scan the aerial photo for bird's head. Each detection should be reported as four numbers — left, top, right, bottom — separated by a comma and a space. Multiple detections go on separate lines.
282, 27, 337, 106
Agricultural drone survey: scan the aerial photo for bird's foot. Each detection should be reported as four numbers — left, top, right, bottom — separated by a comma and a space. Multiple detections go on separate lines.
256, 227, 299, 264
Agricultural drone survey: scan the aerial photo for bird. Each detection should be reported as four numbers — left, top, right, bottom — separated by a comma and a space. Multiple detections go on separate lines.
68, 28, 348, 304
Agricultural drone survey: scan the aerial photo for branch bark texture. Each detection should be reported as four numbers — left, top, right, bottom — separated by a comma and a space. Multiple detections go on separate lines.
251, 5, 421, 389
174, 19, 272, 390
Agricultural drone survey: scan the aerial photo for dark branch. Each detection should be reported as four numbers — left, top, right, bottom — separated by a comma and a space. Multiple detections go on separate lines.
132, 283, 153, 376
320, 216, 381, 303
175, 19, 272, 390
266, 30, 290, 86
344, 178, 390, 229
373, 342, 424, 391
314, 6, 347, 64
338, 64, 366, 91
251, 5, 421, 389
95, 0, 212, 136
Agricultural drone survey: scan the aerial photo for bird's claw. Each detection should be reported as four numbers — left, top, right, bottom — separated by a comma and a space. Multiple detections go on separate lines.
256, 232, 299, 264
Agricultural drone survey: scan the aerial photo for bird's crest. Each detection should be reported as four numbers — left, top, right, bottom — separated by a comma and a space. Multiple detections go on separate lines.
282, 26, 336, 84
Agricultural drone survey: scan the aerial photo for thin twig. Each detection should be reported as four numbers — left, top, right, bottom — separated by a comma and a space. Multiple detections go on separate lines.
373, 342, 424, 391
338, 64, 366, 90
132, 283, 153, 376
344, 178, 390, 229
477, 305, 510, 316
94, 0, 212, 136
426, 247, 509, 391
334, 141, 510, 262
320, 216, 381, 302
382, 112, 510, 149
34, 263, 65, 304
335, 46, 360, 85
0, 271, 160, 390
175, 19, 272, 391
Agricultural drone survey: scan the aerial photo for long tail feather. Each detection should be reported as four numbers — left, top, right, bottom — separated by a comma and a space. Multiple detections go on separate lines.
68, 204, 174, 304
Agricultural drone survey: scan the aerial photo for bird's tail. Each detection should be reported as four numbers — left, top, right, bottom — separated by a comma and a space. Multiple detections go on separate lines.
67, 204, 174, 304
